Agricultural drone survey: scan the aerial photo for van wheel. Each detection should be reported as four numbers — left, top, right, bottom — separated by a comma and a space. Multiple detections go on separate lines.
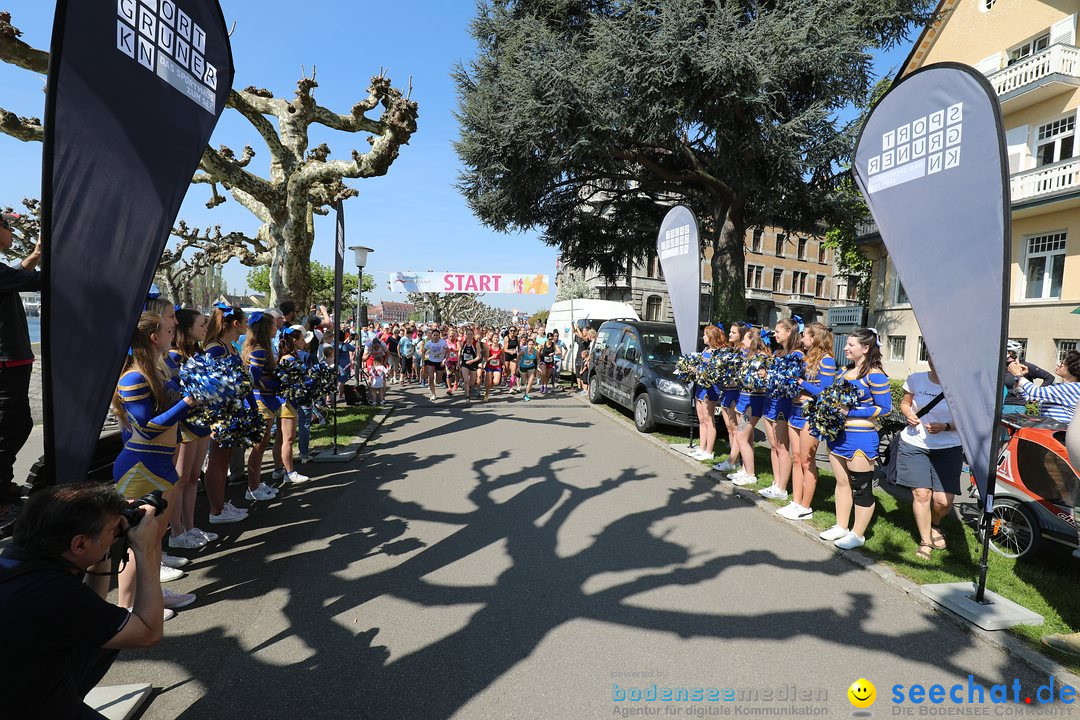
978, 499, 1040, 561
588, 373, 603, 404
634, 392, 656, 433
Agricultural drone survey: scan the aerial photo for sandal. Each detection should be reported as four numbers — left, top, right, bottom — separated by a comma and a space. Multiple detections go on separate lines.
916, 542, 933, 561
930, 524, 947, 550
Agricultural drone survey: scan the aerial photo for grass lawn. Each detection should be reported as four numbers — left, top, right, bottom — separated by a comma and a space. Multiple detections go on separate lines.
595, 399, 1080, 671
309, 406, 380, 449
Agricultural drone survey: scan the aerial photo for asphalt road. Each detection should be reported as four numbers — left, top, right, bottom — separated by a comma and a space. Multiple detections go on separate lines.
101, 383, 1054, 719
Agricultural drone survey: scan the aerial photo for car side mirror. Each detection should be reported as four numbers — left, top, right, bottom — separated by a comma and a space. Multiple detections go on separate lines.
626, 347, 638, 363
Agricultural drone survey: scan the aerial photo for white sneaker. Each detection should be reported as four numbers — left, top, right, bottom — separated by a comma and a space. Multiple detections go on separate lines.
429, 394, 438, 401
758, 485, 788, 500
191, 527, 218, 543
776, 502, 799, 518
714, 460, 734, 472
286, 470, 309, 483
731, 473, 757, 487
162, 588, 197, 609
271, 468, 287, 481
819, 524, 850, 541
209, 506, 246, 524
129, 607, 175, 622
160, 564, 184, 583
161, 553, 190, 569
223, 501, 248, 518
245, 484, 277, 501
168, 532, 206, 550
726, 468, 747, 481
834, 532, 866, 550
792, 506, 814, 521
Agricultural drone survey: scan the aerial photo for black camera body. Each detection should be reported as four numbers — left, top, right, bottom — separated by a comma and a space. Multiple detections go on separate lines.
121, 491, 168, 528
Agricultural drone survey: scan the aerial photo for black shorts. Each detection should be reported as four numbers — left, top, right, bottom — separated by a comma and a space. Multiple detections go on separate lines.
425, 360, 443, 369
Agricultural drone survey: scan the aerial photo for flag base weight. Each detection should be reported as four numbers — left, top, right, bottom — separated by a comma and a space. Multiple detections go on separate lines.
309, 448, 358, 463
921, 582, 1043, 630
85, 684, 152, 719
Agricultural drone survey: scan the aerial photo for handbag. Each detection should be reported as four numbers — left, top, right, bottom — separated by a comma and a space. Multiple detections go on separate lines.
883, 391, 946, 485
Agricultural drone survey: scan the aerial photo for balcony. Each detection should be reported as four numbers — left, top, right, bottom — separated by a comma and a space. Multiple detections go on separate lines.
988, 44, 1080, 111
789, 292, 818, 306
827, 305, 865, 328
1011, 157, 1080, 206
745, 288, 773, 302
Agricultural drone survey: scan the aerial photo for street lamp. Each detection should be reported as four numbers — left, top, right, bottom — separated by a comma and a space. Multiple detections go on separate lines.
349, 245, 373, 388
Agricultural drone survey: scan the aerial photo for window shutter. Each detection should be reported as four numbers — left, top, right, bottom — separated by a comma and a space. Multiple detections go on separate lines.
1051, 14, 1076, 46
974, 53, 1002, 75
1005, 125, 1029, 173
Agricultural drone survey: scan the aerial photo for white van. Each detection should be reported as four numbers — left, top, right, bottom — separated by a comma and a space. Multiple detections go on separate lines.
545, 299, 640, 376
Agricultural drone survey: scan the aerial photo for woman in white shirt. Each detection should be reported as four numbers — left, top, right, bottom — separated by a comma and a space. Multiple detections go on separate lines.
896, 358, 962, 561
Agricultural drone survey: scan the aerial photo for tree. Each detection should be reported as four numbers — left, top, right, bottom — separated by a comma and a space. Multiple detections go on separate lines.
407, 293, 478, 325
0, 12, 419, 308
247, 261, 373, 307
529, 309, 549, 327
1, 197, 39, 261
555, 271, 596, 302
455, 0, 933, 322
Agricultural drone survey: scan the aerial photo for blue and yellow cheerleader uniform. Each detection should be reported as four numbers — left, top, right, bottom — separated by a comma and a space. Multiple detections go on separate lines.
762, 350, 798, 422
693, 349, 721, 402
719, 348, 742, 408
113, 371, 192, 499
276, 352, 301, 421
735, 351, 768, 417
826, 368, 891, 461
790, 355, 837, 431
248, 347, 282, 422
169, 348, 212, 444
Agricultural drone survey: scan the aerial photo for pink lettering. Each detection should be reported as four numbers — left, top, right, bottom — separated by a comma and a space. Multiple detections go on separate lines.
492, 275, 501, 292
444, 274, 456, 292
464, 275, 479, 292
479, 275, 491, 292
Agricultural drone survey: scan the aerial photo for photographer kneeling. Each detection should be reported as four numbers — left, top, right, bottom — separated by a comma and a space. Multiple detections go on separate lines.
0, 483, 168, 719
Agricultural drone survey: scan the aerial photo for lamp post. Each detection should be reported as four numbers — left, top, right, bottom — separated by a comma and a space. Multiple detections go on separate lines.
349, 246, 373, 389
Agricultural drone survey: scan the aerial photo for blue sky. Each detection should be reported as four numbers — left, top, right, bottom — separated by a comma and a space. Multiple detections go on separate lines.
0, 1, 914, 314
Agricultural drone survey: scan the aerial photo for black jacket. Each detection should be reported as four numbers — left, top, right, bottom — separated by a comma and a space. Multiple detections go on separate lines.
1003, 361, 1055, 406
0, 263, 40, 362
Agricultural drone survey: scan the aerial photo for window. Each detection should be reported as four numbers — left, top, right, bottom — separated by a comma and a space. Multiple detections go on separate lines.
815, 275, 826, 297
797, 237, 808, 260
817, 243, 827, 264
1008, 33, 1050, 65
645, 295, 662, 321
746, 264, 764, 289
595, 328, 619, 350
620, 332, 641, 362
1023, 232, 1066, 300
774, 233, 786, 257
893, 277, 909, 305
792, 271, 807, 294
889, 336, 907, 363
1036, 116, 1075, 167
845, 275, 860, 301
917, 337, 929, 363
750, 228, 763, 254
772, 269, 784, 292
1056, 339, 1078, 365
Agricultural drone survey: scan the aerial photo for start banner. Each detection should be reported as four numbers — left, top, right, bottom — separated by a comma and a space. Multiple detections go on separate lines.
388, 271, 550, 295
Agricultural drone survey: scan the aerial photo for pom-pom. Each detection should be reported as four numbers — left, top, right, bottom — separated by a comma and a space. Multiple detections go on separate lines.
742, 354, 768, 392
765, 354, 805, 400
805, 378, 862, 442
674, 353, 702, 383
211, 403, 267, 448
180, 354, 250, 410
307, 363, 338, 398
718, 349, 745, 388
275, 358, 310, 405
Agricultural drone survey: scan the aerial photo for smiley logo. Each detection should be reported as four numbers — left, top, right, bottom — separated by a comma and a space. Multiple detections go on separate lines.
848, 678, 876, 709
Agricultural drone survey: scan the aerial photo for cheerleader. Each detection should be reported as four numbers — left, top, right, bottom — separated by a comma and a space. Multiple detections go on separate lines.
202, 303, 250, 525
276, 326, 309, 485
243, 312, 284, 501
715, 322, 747, 472
819, 328, 891, 549
167, 308, 218, 550
728, 327, 769, 486
778, 322, 835, 522
758, 318, 799, 500
111, 311, 198, 611
691, 325, 725, 461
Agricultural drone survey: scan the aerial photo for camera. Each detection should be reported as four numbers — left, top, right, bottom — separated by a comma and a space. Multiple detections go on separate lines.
121, 491, 168, 529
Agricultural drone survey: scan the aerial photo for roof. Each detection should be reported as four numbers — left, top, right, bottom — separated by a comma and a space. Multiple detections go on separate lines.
898, 0, 953, 78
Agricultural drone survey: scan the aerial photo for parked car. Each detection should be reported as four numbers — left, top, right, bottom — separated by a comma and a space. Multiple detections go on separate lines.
546, 299, 640, 377
585, 319, 691, 432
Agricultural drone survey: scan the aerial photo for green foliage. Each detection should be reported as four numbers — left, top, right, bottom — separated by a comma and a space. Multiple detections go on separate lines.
455, 0, 934, 285
246, 262, 373, 306
530, 309, 550, 327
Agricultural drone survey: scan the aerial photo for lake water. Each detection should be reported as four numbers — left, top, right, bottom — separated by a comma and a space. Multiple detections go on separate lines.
28, 316, 40, 344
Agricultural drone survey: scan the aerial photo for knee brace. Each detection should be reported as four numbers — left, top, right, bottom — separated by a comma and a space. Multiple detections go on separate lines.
851, 470, 876, 508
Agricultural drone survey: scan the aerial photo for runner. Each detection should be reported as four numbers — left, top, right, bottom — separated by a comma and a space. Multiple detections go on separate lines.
551, 330, 567, 393
398, 329, 414, 384
423, 328, 449, 401
459, 328, 481, 407
539, 333, 556, 394
504, 327, 520, 393
520, 338, 539, 401
445, 328, 460, 397
482, 332, 504, 403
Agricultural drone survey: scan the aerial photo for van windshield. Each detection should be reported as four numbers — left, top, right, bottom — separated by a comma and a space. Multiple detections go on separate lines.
641, 332, 679, 364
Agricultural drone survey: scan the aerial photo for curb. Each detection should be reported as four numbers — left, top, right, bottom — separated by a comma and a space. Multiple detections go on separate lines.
313, 406, 393, 456
573, 393, 1080, 690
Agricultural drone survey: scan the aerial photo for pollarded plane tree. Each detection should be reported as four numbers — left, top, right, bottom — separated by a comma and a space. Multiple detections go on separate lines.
0, 11, 419, 308
454, 0, 934, 322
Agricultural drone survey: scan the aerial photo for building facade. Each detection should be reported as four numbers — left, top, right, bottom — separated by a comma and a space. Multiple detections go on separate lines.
858, 0, 1080, 377
557, 224, 839, 328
